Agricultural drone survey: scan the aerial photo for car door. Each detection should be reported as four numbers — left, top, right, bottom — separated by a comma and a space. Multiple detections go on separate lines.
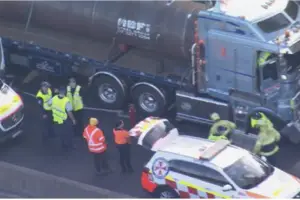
130, 117, 179, 151
167, 160, 238, 198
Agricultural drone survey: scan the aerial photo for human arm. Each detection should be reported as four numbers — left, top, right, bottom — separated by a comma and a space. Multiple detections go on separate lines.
36, 97, 48, 117
66, 101, 76, 124
253, 141, 261, 154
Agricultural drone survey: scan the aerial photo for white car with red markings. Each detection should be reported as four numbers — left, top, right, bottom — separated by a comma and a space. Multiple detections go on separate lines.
130, 117, 300, 198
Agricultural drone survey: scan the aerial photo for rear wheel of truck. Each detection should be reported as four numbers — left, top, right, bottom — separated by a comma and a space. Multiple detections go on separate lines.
131, 82, 166, 117
94, 74, 127, 109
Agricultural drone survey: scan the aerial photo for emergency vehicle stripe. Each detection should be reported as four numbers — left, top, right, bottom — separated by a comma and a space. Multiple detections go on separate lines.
165, 175, 229, 199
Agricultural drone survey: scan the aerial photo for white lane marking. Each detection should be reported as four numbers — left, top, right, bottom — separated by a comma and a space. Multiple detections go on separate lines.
22, 91, 123, 113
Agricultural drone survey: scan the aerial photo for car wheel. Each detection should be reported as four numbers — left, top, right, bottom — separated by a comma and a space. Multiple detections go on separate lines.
157, 188, 179, 198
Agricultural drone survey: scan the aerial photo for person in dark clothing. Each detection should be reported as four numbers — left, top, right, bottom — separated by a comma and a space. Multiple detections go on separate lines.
113, 120, 133, 173
66, 77, 85, 137
36, 81, 55, 141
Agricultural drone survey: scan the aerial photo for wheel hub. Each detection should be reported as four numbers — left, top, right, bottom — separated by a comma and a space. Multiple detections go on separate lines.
139, 92, 157, 113
98, 84, 117, 103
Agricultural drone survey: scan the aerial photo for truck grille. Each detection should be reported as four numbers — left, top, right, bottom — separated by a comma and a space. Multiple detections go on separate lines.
1, 106, 24, 130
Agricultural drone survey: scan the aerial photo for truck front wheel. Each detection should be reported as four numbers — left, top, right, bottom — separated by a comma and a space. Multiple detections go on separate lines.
94, 74, 127, 109
131, 82, 166, 117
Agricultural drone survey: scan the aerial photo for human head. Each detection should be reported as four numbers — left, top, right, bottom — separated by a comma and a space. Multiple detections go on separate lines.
89, 117, 98, 126
69, 77, 76, 89
210, 112, 220, 121
41, 81, 50, 93
115, 120, 124, 129
58, 86, 66, 97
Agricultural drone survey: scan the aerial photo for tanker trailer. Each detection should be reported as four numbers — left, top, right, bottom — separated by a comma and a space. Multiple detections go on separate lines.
0, 0, 209, 114
2, 1, 300, 143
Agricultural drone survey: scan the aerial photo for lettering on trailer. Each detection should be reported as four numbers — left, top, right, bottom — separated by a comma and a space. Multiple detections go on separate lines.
117, 18, 151, 40
36, 61, 55, 73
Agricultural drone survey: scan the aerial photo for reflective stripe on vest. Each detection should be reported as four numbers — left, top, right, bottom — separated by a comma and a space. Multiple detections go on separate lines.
84, 127, 106, 153
258, 52, 271, 67
67, 85, 83, 111
36, 88, 52, 110
51, 96, 69, 124
113, 129, 129, 144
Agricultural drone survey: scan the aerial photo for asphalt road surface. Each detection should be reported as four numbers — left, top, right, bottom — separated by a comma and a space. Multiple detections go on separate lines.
1, 75, 300, 197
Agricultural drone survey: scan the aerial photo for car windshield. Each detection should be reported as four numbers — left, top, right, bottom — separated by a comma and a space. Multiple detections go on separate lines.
285, 0, 299, 20
257, 13, 290, 33
224, 154, 274, 189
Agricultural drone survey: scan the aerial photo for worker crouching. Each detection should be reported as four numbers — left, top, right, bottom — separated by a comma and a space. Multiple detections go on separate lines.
83, 118, 112, 175
254, 120, 281, 165
208, 113, 236, 142
113, 120, 133, 174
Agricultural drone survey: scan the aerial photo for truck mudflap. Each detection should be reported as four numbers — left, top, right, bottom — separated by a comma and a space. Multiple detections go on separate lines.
280, 121, 300, 144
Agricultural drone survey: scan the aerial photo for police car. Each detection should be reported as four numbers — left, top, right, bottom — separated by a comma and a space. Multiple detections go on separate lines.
130, 117, 300, 198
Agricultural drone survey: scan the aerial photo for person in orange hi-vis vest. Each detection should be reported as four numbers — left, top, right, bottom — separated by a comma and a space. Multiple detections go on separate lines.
83, 118, 112, 175
128, 104, 136, 128
113, 120, 134, 174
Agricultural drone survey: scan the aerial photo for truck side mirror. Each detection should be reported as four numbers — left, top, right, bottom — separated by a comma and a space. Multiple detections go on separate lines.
222, 184, 233, 192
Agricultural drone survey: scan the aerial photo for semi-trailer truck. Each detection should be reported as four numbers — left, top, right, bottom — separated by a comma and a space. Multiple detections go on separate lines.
1, 0, 300, 142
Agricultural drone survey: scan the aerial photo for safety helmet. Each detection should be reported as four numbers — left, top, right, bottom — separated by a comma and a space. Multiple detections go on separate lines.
252, 112, 262, 120
89, 118, 98, 126
41, 81, 50, 88
210, 113, 220, 121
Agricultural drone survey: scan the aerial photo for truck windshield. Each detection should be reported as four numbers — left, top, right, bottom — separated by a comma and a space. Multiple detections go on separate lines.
285, 0, 299, 20
224, 154, 274, 189
257, 13, 290, 33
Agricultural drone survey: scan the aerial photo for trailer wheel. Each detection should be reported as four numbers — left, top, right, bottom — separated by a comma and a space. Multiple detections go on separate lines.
94, 73, 127, 109
131, 82, 166, 117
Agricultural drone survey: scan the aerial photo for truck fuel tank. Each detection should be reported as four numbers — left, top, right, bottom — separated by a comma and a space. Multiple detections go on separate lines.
0, 1, 209, 60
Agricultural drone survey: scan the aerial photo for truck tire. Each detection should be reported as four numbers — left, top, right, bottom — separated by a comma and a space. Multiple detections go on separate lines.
131, 82, 166, 117
94, 73, 127, 109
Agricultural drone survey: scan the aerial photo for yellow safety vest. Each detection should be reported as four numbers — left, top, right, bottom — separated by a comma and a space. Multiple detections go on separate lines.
51, 95, 69, 124
251, 112, 273, 128
36, 88, 52, 111
258, 52, 271, 67
67, 85, 83, 111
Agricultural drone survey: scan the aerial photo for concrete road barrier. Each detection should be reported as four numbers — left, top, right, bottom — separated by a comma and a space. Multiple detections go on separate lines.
0, 161, 133, 198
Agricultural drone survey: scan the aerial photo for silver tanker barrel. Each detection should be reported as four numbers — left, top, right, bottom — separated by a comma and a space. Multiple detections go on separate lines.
0, 1, 208, 60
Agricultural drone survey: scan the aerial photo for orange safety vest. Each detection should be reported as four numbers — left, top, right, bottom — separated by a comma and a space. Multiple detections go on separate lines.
83, 125, 107, 153
113, 129, 130, 145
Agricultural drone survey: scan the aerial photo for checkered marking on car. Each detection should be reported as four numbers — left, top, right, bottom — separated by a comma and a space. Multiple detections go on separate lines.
163, 175, 230, 199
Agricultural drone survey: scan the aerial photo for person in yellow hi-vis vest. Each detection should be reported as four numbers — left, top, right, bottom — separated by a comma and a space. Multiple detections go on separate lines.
258, 52, 272, 68
253, 120, 280, 165
250, 112, 273, 135
67, 77, 84, 137
208, 113, 236, 142
48, 86, 77, 152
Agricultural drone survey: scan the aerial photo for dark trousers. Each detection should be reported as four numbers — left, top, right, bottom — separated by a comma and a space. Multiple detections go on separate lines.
117, 144, 133, 172
42, 112, 54, 140
93, 152, 110, 172
54, 120, 73, 151
73, 109, 84, 137
267, 153, 278, 166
